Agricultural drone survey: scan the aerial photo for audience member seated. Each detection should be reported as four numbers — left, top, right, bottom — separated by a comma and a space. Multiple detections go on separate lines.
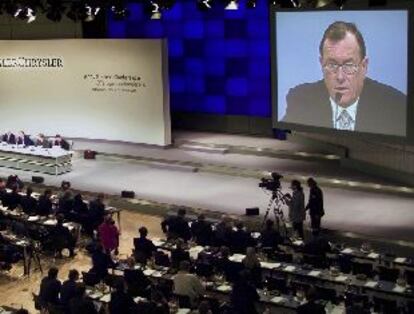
214, 246, 238, 282
171, 238, 191, 269
161, 208, 191, 241
173, 261, 205, 308
69, 283, 98, 314
53, 214, 76, 258
109, 278, 136, 314
147, 287, 170, 314
6, 175, 24, 190
124, 257, 151, 298
230, 221, 255, 254
5, 185, 21, 210
260, 219, 283, 250
303, 231, 331, 256
0, 179, 7, 205
36, 189, 53, 216
297, 287, 326, 314
213, 215, 233, 247
230, 270, 260, 314
53, 134, 70, 150
90, 243, 116, 282
71, 193, 89, 227
191, 214, 213, 246
133, 226, 156, 264
98, 215, 119, 255
57, 191, 74, 218
242, 247, 262, 286
195, 300, 213, 314
35, 133, 51, 148
38, 267, 61, 309
61, 269, 79, 313
20, 187, 38, 215
2, 131, 16, 144
88, 193, 106, 232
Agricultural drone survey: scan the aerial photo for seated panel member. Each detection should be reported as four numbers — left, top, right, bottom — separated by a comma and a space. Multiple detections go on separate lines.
16, 131, 34, 146
2, 131, 16, 144
283, 21, 406, 136
53, 134, 70, 150
35, 133, 51, 148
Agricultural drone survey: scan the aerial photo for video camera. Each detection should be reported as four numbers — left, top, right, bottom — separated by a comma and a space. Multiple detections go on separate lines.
258, 172, 283, 191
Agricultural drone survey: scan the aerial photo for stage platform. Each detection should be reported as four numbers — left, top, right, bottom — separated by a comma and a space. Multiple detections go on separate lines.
0, 131, 413, 244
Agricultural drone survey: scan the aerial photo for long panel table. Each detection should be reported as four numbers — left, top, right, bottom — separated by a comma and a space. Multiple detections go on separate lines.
0, 143, 72, 175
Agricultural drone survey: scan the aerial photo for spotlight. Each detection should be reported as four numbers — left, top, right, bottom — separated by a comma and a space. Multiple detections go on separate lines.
225, 0, 238, 10
14, 6, 36, 23
150, 1, 161, 19
197, 0, 213, 10
84, 3, 101, 22
246, 0, 257, 8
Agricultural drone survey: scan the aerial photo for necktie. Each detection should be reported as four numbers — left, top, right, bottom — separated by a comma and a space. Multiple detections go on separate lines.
336, 109, 354, 130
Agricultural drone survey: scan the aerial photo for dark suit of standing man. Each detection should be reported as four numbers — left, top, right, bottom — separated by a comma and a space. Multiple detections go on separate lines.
283, 21, 406, 137
306, 178, 324, 235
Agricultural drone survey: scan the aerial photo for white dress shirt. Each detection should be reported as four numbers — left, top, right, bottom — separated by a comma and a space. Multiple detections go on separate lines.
330, 97, 359, 130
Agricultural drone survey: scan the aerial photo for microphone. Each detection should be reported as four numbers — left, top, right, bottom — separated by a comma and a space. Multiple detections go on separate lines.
335, 92, 342, 103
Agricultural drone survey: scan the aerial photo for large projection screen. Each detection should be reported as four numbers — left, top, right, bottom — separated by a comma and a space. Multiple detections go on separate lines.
0, 39, 171, 146
272, 10, 409, 138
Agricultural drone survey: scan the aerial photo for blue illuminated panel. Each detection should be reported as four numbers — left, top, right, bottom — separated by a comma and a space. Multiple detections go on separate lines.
107, 1, 271, 117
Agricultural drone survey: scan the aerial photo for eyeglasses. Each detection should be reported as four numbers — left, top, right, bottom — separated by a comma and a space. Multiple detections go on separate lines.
323, 62, 360, 75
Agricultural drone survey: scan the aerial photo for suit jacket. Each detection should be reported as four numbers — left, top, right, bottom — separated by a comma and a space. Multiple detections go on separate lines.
283, 78, 406, 136
2, 133, 16, 144
17, 135, 34, 146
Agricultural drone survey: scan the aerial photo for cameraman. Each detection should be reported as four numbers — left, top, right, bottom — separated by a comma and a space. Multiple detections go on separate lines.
285, 180, 305, 239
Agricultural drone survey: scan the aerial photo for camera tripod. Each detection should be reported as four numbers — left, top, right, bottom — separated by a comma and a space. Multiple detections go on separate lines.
261, 189, 288, 237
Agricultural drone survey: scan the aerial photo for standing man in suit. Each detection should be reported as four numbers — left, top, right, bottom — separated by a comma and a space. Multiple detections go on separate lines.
283, 21, 406, 136
305, 178, 324, 235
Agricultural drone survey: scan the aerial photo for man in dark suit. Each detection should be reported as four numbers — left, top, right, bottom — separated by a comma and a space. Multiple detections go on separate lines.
133, 226, 156, 264
36, 189, 53, 216
38, 267, 61, 308
16, 131, 34, 146
161, 208, 191, 241
61, 269, 79, 313
283, 21, 406, 137
2, 132, 16, 144
21, 187, 38, 215
305, 178, 324, 235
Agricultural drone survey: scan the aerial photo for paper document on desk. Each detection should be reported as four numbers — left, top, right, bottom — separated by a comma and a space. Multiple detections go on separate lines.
152, 239, 165, 247
394, 257, 407, 263
367, 252, 379, 259
340, 248, 353, 254
62, 223, 74, 231
216, 284, 232, 292
335, 275, 348, 282
284, 265, 296, 272
271, 296, 286, 304
134, 296, 148, 303
229, 254, 245, 262
308, 270, 321, 277
143, 269, 155, 276
27, 215, 40, 221
176, 309, 191, 314
100, 294, 111, 303
260, 262, 281, 269
364, 281, 378, 288
392, 285, 406, 293
43, 219, 57, 226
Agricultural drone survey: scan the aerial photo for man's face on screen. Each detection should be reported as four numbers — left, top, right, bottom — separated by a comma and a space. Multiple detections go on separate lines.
320, 32, 368, 108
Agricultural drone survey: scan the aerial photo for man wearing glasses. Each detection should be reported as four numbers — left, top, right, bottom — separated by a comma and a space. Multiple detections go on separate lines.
283, 21, 406, 136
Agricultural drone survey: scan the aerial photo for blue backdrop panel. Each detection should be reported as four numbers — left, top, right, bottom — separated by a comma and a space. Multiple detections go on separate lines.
108, 1, 271, 117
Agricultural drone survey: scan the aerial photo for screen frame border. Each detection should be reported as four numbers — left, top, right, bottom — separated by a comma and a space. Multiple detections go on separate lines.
270, 5, 414, 144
